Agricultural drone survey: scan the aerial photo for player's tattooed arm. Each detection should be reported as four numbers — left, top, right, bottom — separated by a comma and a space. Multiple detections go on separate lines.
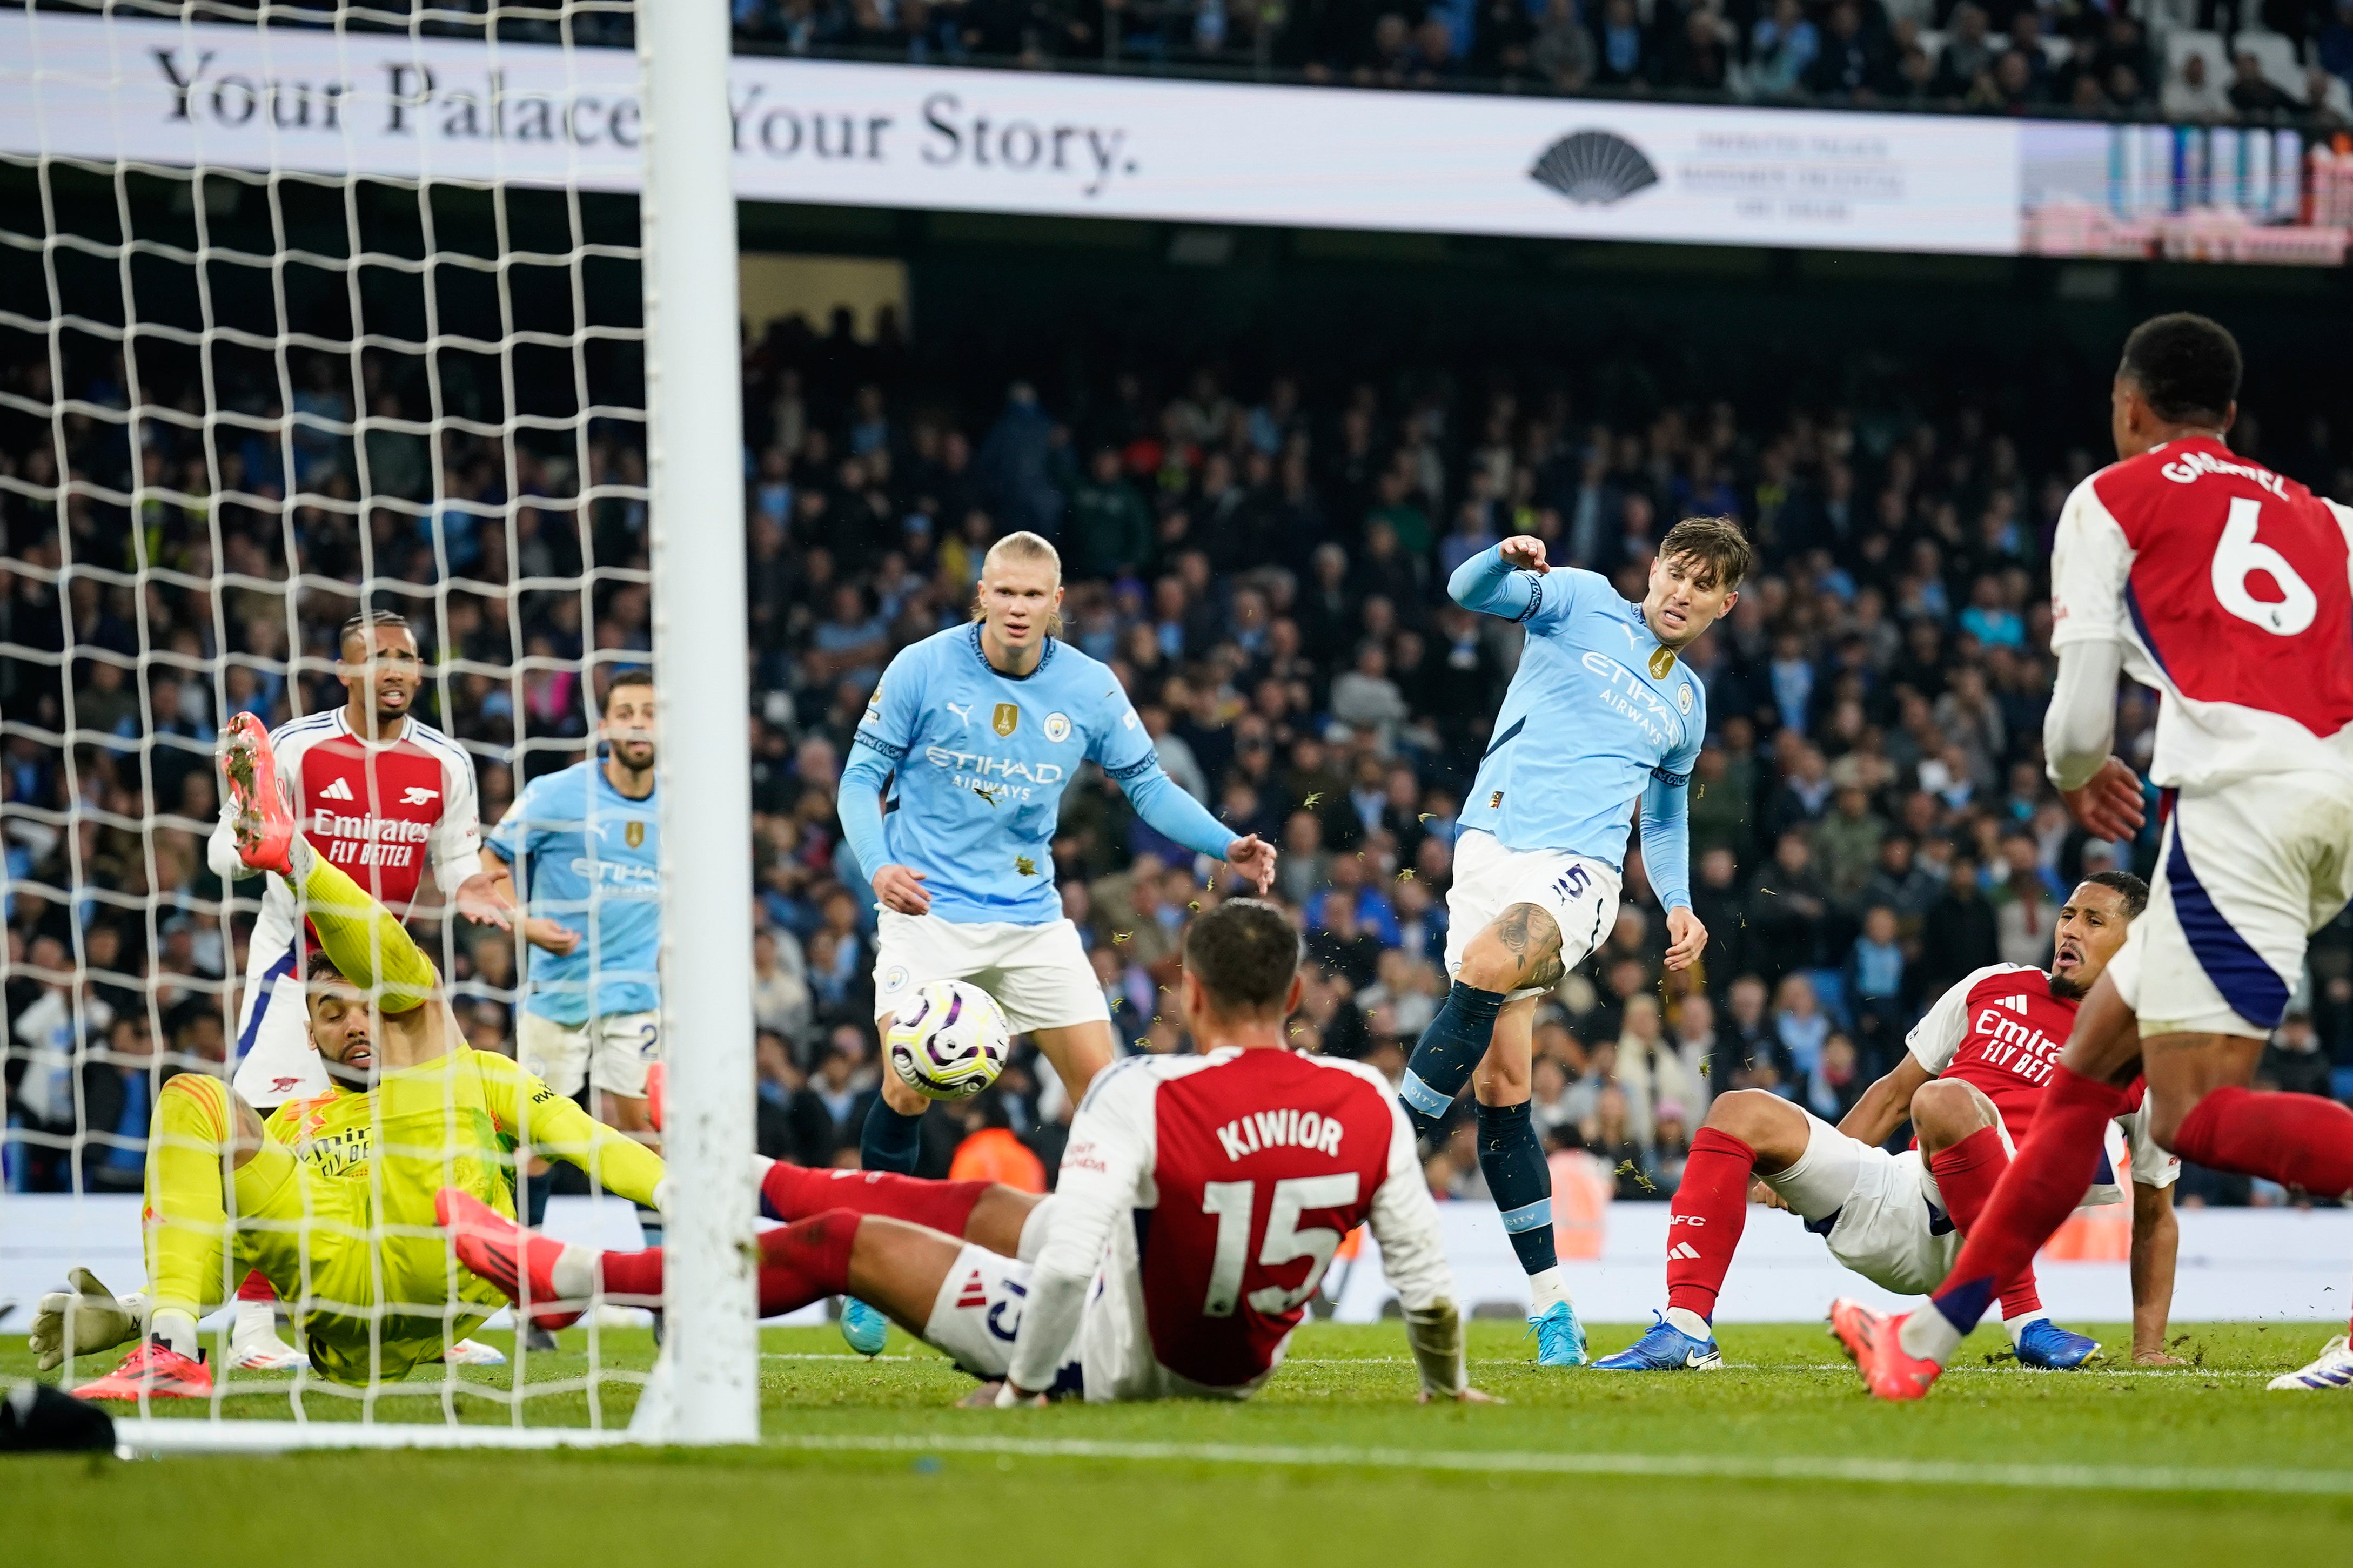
1493, 903, 1567, 991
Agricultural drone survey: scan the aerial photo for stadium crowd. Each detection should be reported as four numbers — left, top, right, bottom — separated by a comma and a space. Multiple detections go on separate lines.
5, 315, 2351, 1206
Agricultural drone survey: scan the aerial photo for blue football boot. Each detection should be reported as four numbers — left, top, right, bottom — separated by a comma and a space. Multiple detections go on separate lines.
1528, 1298, 1589, 1367
1592, 1311, 1723, 1371
839, 1296, 890, 1357
2014, 1318, 2102, 1369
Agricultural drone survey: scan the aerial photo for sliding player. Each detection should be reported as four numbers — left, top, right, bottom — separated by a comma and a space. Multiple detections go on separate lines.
204, 608, 507, 1370
1835, 313, 2353, 1398
833, 531, 1275, 1352
1397, 515, 1747, 1365
444, 899, 1481, 1405
1598, 872, 2177, 1371
31, 715, 664, 1398
482, 668, 664, 1352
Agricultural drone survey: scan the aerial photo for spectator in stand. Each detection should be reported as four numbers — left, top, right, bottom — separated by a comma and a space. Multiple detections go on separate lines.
1804, 0, 1893, 100
2259, 1009, 2333, 1101
2227, 50, 2298, 116
1921, 853, 2001, 993
1590, 0, 1651, 85
1749, 0, 1819, 94
2164, 49, 2232, 119
1530, 0, 1597, 88
1933, 1, 1994, 97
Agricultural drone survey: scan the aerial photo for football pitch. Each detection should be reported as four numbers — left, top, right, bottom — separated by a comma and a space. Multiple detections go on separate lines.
12, 1321, 2353, 1565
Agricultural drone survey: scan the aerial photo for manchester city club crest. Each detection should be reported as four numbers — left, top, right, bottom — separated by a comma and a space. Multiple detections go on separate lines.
625, 820, 646, 848
1677, 683, 1693, 715
1044, 711, 1072, 743
992, 702, 1020, 737
883, 965, 910, 993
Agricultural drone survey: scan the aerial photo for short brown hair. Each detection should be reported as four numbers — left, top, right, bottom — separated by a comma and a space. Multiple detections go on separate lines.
1181, 898, 1301, 1017
603, 668, 654, 711
1658, 515, 1752, 591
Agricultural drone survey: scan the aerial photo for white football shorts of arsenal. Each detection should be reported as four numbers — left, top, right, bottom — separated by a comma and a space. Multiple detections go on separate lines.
2107, 771, 2353, 1040
1442, 827, 1622, 1002
231, 948, 330, 1109
870, 910, 1109, 1034
920, 1244, 1268, 1403
1758, 1109, 2021, 1296
519, 1010, 660, 1099
920, 1243, 1088, 1395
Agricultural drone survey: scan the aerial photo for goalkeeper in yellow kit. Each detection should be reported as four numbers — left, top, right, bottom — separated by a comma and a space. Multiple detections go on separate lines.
30, 712, 667, 1397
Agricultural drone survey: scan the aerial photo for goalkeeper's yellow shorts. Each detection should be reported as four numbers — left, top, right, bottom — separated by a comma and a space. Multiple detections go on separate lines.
229, 1132, 510, 1385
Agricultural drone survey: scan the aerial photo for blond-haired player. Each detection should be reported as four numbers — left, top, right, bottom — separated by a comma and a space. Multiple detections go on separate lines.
30, 714, 665, 1397
831, 531, 1276, 1351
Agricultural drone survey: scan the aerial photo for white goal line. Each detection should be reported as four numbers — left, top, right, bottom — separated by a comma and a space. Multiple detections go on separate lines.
762, 1434, 2353, 1499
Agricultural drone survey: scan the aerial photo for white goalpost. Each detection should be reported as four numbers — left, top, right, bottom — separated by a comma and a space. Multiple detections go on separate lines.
0, 0, 754, 1450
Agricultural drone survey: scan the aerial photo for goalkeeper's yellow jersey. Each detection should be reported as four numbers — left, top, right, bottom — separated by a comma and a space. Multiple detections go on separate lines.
237, 1044, 663, 1383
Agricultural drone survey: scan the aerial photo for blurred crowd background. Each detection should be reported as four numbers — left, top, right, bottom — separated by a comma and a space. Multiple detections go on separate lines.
9, 276, 2351, 1207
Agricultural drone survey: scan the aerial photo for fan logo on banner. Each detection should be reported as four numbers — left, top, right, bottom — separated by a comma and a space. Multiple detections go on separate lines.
1529, 130, 1661, 206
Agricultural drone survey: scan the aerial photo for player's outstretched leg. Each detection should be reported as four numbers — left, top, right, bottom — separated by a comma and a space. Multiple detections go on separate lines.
756, 1159, 1045, 1259
1911, 1081, 2098, 1371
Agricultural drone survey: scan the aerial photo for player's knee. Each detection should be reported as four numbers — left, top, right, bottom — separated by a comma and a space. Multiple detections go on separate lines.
1472, 1056, 1530, 1105
1454, 938, 1523, 995
1909, 1079, 1994, 1142
1702, 1088, 1784, 1146
2146, 1089, 2195, 1153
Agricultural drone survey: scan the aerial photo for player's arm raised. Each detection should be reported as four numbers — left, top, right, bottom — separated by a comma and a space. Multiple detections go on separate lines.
839, 650, 930, 914
997, 1066, 1151, 1404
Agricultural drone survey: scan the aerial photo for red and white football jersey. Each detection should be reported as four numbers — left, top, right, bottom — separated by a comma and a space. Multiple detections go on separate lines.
1907, 963, 2178, 1199
209, 709, 485, 970
1007, 1047, 1454, 1398
2049, 436, 2353, 789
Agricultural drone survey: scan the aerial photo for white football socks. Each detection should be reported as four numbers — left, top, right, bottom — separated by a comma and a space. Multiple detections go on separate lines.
2003, 1311, 2049, 1348
1527, 1267, 1571, 1316
1899, 1305, 1965, 1364
1665, 1307, 1712, 1341
552, 1244, 597, 1300
151, 1307, 200, 1359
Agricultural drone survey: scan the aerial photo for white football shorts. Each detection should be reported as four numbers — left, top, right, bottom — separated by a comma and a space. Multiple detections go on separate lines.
871, 911, 1109, 1034
1442, 828, 1622, 1002
230, 945, 329, 1109
2107, 770, 2353, 1040
1757, 1109, 2017, 1296
518, 1008, 661, 1100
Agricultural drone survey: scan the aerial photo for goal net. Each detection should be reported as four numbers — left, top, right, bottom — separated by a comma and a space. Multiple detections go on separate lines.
0, 0, 755, 1447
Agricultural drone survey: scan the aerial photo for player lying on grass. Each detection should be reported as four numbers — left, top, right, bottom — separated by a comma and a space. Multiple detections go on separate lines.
443, 898, 1484, 1405
1597, 872, 2180, 1372
28, 714, 667, 1398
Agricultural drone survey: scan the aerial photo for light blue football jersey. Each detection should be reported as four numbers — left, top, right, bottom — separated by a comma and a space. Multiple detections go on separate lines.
484, 759, 662, 1025
849, 624, 1161, 924
1454, 559, 1705, 868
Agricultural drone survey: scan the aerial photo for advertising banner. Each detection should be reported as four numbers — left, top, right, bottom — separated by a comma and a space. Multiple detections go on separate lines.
0, 12, 2337, 263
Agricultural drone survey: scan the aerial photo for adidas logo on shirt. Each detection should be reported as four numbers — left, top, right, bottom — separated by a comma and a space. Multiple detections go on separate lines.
1999, 994, 2030, 1013
317, 778, 354, 801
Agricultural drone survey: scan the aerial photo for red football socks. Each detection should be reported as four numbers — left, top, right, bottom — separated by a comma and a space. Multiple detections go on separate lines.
236, 1269, 275, 1303
1928, 1126, 2041, 1320
1665, 1127, 1757, 1323
1929, 1066, 2122, 1335
761, 1162, 989, 1240
594, 1210, 866, 1318
2174, 1085, 2353, 1204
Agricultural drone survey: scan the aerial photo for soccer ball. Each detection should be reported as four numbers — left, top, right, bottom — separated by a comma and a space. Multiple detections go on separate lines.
885, 979, 1011, 1102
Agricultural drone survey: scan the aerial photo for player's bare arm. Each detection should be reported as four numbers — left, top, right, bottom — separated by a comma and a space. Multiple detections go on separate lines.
479, 845, 581, 955
2129, 1177, 2182, 1364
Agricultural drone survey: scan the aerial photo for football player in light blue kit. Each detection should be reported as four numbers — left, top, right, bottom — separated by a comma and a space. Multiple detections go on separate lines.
834, 530, 1277, 1353
482, 669, 665, 1274
1398, 515, 1751, 1367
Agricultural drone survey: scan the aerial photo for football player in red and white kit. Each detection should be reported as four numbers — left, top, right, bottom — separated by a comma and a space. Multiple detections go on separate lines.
1837, 313, 2353, 1399
203, 608, 508, 1368
439, 899, 1483, 1405
1598, 873, 2178, 1372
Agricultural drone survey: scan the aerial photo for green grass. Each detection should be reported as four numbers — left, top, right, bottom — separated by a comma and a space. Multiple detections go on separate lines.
11, 1321, 2353, 1564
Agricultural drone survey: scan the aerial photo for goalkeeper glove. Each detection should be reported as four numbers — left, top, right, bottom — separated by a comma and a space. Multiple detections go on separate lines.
28, 1268, 144, 1371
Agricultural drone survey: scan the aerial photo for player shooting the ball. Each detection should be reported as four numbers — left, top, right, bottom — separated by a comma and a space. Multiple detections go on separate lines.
28, 713, 668, 1398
